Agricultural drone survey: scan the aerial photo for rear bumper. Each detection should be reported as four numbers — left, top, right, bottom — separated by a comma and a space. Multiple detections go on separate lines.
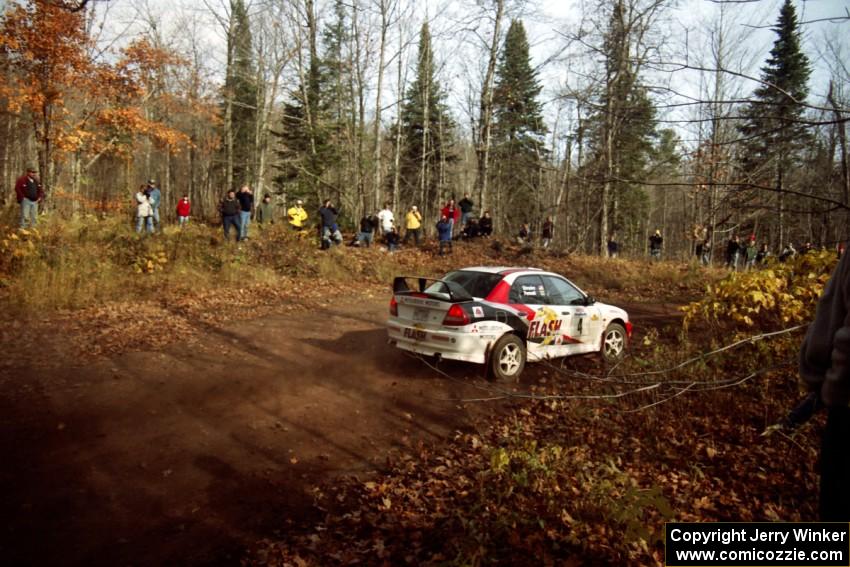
386, 321, 490, 364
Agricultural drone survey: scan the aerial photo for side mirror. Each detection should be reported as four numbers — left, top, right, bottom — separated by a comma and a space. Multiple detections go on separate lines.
585, 295, 596, 306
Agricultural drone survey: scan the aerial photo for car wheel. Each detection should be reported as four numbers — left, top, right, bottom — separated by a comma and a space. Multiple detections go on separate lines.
601, 322, 627, 364
489, 334, 526, 382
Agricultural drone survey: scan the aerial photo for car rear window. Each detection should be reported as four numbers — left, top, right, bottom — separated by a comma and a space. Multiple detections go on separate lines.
439, 270, 503, 299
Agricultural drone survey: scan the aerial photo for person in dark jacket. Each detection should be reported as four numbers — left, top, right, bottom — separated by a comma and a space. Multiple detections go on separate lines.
436, 215, 452, 256
541, 216, 554, 248
607, 233, 619, 258
220, 190, 241, 241
649, 230, 663, 260
800, 250, 850, 520
318, 199, 342, 249
236, 186, 254, 240
354, 213, 378, 247
479, 211, 493, 237
462, 217, 480, 240
15, 167, 43, 229
256, 195, 274, 225
458, 194, 474, 228
726, 235, 741, 270
517, 223, 530, 245
385, 226, 400, 252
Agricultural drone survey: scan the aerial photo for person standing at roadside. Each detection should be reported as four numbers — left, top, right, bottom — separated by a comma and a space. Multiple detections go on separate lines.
607, 233, 619, 258
726, 235, 741, 270
135, 185, 154, 234
541, 216, 554, 249
318, 199, 343, 249
404, 205, 422, 246
15, 166, 43, 229
458, 193, 474, 229
436, 214, 453, 256
146, 180, 161, 231
441, 199, 460, 237
256, 194, 274, 226
176, 195, 191, 227
237, 186, 254, 240
354, 212, 378, 247
649, 229, 663, 260
800, 248, 850, 520
745, 235, 758, 270
220, 189, 241, 242
377, 202, 395, 241
287, 199, 308, 231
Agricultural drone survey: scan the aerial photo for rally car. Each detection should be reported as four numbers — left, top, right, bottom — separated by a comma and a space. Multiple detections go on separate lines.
386, 267, 632, 381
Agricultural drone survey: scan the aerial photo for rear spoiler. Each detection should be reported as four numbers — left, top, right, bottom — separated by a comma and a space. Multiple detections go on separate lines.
392, 276, 473, 302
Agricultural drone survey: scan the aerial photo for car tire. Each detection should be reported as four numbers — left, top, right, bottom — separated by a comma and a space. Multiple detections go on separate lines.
489, 334, 526, 382
601, 322, 627, 364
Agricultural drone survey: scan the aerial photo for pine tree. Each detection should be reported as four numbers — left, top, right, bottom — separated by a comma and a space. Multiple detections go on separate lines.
221, 0, 257, 188
737, 0, 811, 245
491, 20, 547, 226
395, 22, 455, 220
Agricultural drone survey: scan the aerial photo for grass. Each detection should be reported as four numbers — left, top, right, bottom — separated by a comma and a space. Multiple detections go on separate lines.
0, 210, 723, 316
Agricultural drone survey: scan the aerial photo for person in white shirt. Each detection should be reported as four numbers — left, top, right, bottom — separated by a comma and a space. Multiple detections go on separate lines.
377, 202, 395, 240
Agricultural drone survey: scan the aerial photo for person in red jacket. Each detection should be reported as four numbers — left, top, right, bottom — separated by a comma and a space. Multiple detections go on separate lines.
440, 199, 460, 237
14, 166, 44, 229
176, 195, 191, 226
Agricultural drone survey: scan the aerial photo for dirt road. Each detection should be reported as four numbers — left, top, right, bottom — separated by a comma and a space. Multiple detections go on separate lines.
0, 294, 681, 566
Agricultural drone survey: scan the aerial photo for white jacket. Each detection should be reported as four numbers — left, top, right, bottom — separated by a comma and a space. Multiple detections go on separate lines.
136, 192, 153, 218
378, 208, 394, 232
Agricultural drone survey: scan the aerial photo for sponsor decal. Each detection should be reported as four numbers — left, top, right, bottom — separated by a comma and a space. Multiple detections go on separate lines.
527, 307, 563, 346
590, 313, 599, 321
472, 306, 485, 318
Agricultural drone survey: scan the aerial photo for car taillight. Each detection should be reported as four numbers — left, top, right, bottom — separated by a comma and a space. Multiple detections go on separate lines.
625, 321, 633, 338
390, 297, 398, 317
443, 304, 469, 326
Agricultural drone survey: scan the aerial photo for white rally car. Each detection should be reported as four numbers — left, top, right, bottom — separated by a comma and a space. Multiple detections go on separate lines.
387, 267, 632, 381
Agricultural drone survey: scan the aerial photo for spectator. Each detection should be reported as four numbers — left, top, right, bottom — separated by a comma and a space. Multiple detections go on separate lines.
436, 215, 452, 256
257, 194, 274, 225
441, 199, 460, 237
147, 180, 161, 231
801, 241, 814, 255
479, 210, 493, 237
135, 185, 154, 234
799, 248, 850, 520
726, 235, 741, 270
237, 186, 254, 240
176, 195, 191, 227
780, 242, 797, 262
462, 217, 480, 240
354, 212, 378, 247
14, 166, 43, 229
699, 238, 711, 266
541, 216, 554, 248
649, 229, 663, 260
756, 243, 770, 264
386, 226, 400, 252
745, 236, 758, 270
607, 233, 619, 258
517, 223, 530, 245
403, 205, 422, 246
458, 193, 474, 228
220, 189, 241, 242
318, 199, 343, 249
839, 243, 846, 259
287, 199, 308, 231
377, 202, 395, 239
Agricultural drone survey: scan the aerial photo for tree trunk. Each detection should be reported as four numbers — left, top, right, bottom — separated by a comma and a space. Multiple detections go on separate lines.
474, 0, 504, 213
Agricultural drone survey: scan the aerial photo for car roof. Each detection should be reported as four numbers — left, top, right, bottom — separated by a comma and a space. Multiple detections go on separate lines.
458, 266, 544, 275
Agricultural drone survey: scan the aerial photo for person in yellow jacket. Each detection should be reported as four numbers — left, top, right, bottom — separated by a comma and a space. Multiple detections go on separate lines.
287, 199, 308, 230
403, 205, 423, 246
